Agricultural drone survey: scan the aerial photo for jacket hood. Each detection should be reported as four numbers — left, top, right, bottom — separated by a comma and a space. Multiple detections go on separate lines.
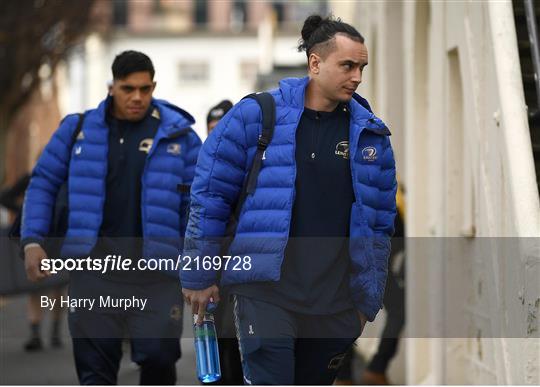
277, 76, 309, 109
153, 98, 196, 131
93, 96, 195, 137
277, 76, 390, 135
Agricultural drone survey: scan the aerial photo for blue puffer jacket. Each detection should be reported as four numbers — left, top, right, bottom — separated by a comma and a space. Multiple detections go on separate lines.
21, 97, 201, 269
181, 77, 397, 321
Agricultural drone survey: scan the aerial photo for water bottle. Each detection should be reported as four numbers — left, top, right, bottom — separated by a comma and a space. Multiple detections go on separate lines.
194, 302, 221, 383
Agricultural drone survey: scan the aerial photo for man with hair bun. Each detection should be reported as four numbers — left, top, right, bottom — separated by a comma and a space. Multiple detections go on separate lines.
22, 50, 201, 384
182, 14, 397, 385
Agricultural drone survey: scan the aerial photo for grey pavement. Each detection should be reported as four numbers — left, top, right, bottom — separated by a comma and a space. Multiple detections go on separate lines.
0, 294, 199, 385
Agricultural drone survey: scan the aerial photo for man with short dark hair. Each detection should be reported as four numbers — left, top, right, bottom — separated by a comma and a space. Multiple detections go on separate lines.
181, 15, 397, 385
22, 50, 201, 385
207, 100, 233, 134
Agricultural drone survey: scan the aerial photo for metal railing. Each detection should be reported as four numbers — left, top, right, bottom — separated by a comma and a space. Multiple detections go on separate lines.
524, 0, 540, 113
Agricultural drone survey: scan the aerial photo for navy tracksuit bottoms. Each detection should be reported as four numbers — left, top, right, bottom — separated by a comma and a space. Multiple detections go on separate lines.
67, 273, 183, 385
232, 295, 362, 385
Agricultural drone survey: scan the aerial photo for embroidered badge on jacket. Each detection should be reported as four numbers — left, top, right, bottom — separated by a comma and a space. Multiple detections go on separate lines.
361, 146, 377, 162
335, 141, 349, 160
139, 138, 153, 154
167, 143, 181, 155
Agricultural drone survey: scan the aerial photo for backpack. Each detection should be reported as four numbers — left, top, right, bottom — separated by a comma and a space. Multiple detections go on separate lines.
221, 92, 276, 253
9, 113, 86, 258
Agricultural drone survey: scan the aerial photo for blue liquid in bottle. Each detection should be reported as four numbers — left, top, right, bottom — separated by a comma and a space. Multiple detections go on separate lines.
194, 308, 221, 383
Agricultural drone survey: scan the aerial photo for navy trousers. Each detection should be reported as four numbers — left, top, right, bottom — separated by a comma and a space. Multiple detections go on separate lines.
67, 273, 183, 385
232, 295, 362, 385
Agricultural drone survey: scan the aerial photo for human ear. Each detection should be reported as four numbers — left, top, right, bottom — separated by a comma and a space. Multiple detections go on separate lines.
308, 53, 321, 74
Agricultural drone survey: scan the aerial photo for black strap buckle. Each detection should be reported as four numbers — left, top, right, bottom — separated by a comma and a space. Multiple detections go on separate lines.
257, 137, 269, 149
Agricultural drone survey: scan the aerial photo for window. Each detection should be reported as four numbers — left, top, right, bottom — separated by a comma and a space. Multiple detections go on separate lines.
231, 0, 247, 31
178, 62, 209, 83
112, 0, 127, 26
272, 1, 285, 26
194, 0, 208, 26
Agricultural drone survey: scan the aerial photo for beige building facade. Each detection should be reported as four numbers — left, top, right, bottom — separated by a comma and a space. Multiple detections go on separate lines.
338, 0, 540, 384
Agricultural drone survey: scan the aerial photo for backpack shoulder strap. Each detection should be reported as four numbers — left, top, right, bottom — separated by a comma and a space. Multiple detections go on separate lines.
228, 92, 276, 225
70, 113, 85, 146
242, 92, 275, 194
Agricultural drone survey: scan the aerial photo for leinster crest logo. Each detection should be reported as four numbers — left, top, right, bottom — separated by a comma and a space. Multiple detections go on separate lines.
139, 138, 153, 154
334, 141, 349, 160
167, 143, 181, 155
361, 146, 377, 162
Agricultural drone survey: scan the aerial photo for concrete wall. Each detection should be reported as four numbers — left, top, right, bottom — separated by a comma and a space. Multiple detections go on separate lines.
351, 0, 539, 384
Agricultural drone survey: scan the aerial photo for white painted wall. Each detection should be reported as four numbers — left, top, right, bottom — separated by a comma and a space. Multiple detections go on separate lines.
352, 0, 540, 384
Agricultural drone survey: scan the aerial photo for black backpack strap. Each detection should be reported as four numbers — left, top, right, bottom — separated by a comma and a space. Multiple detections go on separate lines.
243, 92, 275, 194
228, 92, 275, 227
71, 113, 85, 146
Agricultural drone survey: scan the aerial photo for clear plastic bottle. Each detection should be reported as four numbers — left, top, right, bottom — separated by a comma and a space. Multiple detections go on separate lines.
194, 304, 221, 383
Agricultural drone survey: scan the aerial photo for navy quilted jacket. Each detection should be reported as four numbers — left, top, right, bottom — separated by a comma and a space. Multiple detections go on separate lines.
181, 77, 397, 321
21, 97, 201, 269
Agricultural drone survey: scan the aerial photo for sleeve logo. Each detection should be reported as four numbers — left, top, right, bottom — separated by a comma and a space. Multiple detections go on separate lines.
361, 146, 377, 161
167, 143, 181, 155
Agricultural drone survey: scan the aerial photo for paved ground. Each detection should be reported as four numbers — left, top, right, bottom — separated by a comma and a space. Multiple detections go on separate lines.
0, 294, 199, 385
0, 294, 405, 385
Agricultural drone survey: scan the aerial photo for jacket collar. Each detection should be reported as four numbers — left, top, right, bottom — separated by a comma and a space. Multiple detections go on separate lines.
349, 94, 391, 136
278, 76, 390, 136
152, 98, 196, 137
94, 96, 195, 138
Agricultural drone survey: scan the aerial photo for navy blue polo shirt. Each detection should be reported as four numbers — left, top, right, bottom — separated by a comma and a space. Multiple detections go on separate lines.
231, 103, 355, 314
100, 106, 159, 239
90, 105, 161, 282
